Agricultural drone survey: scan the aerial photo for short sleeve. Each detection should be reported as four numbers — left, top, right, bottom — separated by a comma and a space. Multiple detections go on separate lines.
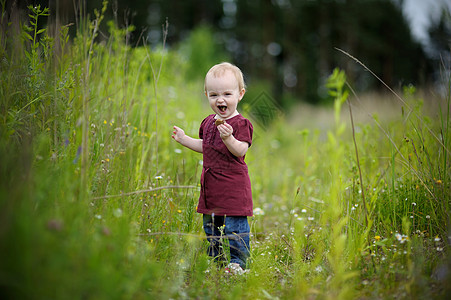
199, 122, 203, 139
199, 115, 211, 139
233, 118, 253, 147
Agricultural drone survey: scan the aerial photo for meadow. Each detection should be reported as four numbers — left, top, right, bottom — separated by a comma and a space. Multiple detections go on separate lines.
0, 5, 450, 299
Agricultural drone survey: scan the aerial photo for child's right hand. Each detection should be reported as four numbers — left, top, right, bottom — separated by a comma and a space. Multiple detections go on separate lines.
172, 126, 185, 143
171, 125, 203, 153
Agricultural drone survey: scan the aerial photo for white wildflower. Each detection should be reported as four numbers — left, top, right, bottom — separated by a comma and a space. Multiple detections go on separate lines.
253, 207, 265, 216
113, 208, 123, 218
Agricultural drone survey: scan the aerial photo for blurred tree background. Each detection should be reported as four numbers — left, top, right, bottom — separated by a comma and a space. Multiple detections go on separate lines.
8, 0, 450, 106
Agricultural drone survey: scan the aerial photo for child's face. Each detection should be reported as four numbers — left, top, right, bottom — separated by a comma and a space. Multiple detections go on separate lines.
205, 70, 245, 119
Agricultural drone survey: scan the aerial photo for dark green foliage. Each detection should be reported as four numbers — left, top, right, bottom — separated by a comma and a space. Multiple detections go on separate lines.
28, 0, 436, 106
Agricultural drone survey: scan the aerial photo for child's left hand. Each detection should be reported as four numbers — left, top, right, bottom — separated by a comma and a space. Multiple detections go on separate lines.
217, 122, 233, 140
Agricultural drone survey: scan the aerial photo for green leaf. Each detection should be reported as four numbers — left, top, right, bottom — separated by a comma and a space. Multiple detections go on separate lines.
337, 123, 346, 135
23, 32, 33, 41
328, 90, 337, 97
342, 90, 349, 102
327, 131, 337, 146
37, 28, 46, 35
23, 25, 33, 32
374, 240, 388, 247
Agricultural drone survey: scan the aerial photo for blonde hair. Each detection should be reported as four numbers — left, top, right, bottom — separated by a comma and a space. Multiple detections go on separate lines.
204, 62, 246, 92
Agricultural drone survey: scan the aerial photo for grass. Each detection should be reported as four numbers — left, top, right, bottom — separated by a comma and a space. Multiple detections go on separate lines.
0, 4, 450, 299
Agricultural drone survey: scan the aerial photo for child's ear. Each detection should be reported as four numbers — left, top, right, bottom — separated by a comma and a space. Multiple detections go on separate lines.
238, 88, 246, 101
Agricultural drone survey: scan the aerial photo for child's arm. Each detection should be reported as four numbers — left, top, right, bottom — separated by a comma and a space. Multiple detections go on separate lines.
217, 123, 249, 157
172, 126, 203, 153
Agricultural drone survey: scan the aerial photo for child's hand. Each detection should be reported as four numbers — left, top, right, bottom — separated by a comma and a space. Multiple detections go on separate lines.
217, 122, 248, 157
172, 126, 185, 143
171, 126, 203, 153
217, 122, 233, 140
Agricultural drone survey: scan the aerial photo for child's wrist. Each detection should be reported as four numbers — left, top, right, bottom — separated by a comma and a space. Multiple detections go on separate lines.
221, 134, 232, 141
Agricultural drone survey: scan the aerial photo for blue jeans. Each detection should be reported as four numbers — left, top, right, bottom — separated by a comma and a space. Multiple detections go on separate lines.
202, 214, 250, 269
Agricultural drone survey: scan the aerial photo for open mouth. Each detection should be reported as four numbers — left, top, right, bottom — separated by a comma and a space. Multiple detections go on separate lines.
218, 105, 227, 112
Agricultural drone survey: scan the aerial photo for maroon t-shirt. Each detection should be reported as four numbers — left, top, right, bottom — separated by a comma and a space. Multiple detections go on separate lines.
197, 114, 253, 216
